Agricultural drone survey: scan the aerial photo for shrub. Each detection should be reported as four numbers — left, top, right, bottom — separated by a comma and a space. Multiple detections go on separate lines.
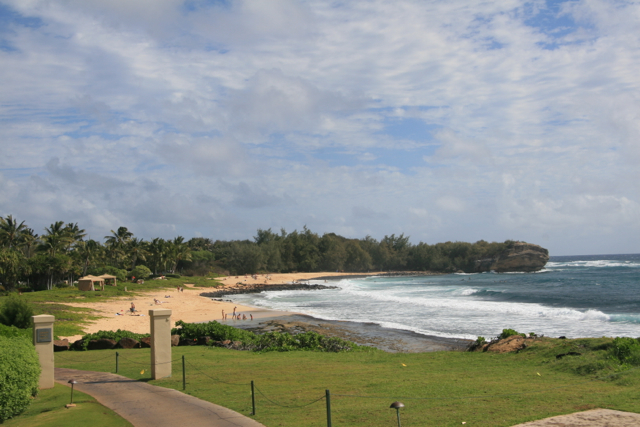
173, 320, 256, 343
130, 265, 152, 280
499, 328, 522, 340
77, 329, 150, 351
0, 296, 34, 329
172, 321, 365, 353
0, 335, 40, 422
252, 331, 359, 352
0, 324, 31, 339
610, 337, 640, 365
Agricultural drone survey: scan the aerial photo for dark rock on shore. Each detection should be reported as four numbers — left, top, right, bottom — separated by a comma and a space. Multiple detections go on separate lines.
201, 283, 338, 298
117, 337, 140, 349
54, 339, 69, 352
474, 242, 549, 273
87, 338, 117, 350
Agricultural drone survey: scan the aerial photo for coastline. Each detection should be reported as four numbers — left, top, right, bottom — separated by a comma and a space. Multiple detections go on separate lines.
212, 271, 471, 352
227, 313, 471, 352
58, 271, 470, 352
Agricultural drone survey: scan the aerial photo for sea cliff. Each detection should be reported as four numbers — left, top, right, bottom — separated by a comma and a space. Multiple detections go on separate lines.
474, 242, 549, 273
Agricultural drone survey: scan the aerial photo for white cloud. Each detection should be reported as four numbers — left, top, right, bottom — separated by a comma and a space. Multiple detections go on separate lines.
1, 0, 639, 254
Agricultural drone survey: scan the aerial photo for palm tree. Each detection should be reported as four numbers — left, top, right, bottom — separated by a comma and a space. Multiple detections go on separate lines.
0, 215, 27, 249
169, 236, 192, 273
39, 221, 70, 256
75, 239, 102, 277
105, 226, 133, 267
19, 228, 39, 258
37, 221, 74, 289
64, 223, 86, 250
127, 238, 148, 270
148, 238, 168, 275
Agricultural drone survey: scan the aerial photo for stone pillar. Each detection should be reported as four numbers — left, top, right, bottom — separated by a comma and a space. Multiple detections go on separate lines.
149, 309, 172, 380
32, 315, 55, 389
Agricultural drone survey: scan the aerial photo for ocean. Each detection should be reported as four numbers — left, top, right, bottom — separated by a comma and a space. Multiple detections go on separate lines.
228, 254, 640, 341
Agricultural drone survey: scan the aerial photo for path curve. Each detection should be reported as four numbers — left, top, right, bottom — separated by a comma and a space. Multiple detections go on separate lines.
55, 368, 265, 427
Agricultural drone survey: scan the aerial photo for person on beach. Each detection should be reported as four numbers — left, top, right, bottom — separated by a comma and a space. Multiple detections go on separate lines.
130, 302, 136, 313
250, 314, 253, 321
222, 309, 225, 320
232, 306, 237, 319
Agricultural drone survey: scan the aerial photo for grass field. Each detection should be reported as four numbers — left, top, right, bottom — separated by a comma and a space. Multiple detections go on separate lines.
51, 339, 640, 427
2, 383, 132, 427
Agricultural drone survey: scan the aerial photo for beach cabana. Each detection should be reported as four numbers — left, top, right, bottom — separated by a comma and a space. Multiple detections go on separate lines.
77, 275, 105, 291
98, 274, 117, 286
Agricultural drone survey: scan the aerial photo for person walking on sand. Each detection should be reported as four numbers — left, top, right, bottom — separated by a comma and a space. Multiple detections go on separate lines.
222, 309, 225, 320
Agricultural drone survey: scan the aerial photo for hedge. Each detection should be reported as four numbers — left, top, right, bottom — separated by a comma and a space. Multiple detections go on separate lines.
0, 335, 40, 421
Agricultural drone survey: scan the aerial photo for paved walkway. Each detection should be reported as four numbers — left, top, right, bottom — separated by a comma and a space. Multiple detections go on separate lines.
55, 368, 265, 427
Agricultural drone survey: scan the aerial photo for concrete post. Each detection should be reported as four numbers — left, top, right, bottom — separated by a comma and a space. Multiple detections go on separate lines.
149, 309, 172, 379
32, 315, 55, 389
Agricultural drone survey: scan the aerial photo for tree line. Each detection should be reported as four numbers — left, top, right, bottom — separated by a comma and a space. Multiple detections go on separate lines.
0, 215, 517, 291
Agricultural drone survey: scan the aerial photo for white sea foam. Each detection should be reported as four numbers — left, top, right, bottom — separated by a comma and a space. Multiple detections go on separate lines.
547, 260, 640, 268
229, 260, 640, 340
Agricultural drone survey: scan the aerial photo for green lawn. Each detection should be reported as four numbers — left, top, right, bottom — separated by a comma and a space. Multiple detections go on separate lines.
53, 339, 640, 427
2, 383, 132, 427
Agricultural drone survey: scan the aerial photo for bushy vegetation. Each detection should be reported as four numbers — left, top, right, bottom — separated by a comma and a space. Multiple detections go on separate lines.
75, 329, 150, 350
211, 229, 518, 274
0, 214, 524, 290
129, 265, 152, 280
0, 335, 40, 422
0, 323, 32, 339
609, 337, 640, 366
499, 328, 524, 339
0, 296, 34, 329
172, 320, 365, 353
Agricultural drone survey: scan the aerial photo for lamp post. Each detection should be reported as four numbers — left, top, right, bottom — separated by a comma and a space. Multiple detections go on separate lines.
390, 401, 404, 427
67, 380, 77, 408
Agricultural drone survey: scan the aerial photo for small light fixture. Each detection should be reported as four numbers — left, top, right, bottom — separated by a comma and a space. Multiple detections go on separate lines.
390, 401, 404, 427
66, 380, 77, 408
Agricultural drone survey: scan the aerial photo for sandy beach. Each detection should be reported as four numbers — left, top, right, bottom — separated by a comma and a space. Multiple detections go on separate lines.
58, 272, 383, 342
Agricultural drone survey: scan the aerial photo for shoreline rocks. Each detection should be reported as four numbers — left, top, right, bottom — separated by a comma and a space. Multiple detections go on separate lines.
200, 283, 338, 298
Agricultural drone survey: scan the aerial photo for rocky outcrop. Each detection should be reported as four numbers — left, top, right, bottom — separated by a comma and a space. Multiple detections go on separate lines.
485, 335, 530, 353
87, 338, 117, 350
171, 334, 180, 347
474, 242, 549, 273
201, 283, 338, 298
117, 337, 140, 349
54, 339, 69, 352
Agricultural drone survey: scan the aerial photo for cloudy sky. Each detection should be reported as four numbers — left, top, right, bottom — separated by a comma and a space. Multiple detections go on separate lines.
1, 0, 639, 256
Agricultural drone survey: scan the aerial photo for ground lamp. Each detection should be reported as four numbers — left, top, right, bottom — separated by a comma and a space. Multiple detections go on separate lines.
67, 380, 77, 408
390, 401, 404, 427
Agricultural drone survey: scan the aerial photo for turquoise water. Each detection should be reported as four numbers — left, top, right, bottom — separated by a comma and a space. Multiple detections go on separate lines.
229, 254, 640, 340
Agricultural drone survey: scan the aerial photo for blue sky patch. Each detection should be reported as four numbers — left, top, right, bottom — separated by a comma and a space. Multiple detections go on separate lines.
524, 0, 587, 49
0, 3, 43, 29
378, 116, 440, 143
